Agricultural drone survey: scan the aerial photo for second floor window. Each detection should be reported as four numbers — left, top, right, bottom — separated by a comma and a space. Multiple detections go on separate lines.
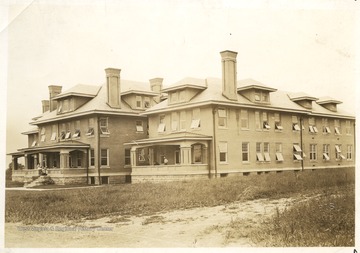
158, 115, 166, 133
240, 110, 248, 129
334, 119, 341, 135
293, 143, 303, 161
275, 143, 284, 162
308, 117, 318, 133
242, 142, 249, 162
345, 120, 352, 135
100, 118, 110, 134
40, 127, 46, 142
191, 108, 201, 129
218, 108, 227, 127
136, 120, 144, 132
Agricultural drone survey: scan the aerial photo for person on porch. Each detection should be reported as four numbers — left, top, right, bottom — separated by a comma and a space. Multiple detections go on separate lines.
163, 157, 168, 165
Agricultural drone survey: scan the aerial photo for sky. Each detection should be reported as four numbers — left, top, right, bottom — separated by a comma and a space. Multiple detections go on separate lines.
1, 0, 359, 167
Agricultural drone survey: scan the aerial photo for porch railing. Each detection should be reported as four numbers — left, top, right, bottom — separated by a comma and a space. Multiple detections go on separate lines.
132, 164, 209, 175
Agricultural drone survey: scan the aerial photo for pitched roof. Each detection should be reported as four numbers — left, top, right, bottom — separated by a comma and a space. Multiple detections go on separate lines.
31, 81, 151, 125
287, 92, 318, 102
237, 78, 277, 92
53, 84, 101, 100
162, 77, 207, 92
144, 77, 354, 118
316, 96, 342, 105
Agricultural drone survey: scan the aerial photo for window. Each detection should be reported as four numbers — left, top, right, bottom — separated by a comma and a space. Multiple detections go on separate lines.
309, 144, 317, 161
274, 113, 283, 130
86, 128, 94, 136
60, 131, 66, 140
40, 127, 46, 142
158, 115, 166, 133
101, 149, 109, 166
323, 144, 330, 161
254, 90, 269, 102
51, 125, 57, 141
254, 91, 260, 101
31, 140, 37, 147
125, 149, 131, 165
100, 118, 110, 134
275, 143, 284, 162
242, 142, 249, 162
90, 149, 95, 166
65, 130, 71, 139
334, 119, 341, 135
264, 142, 271, 162
219, 142, 227, 163
335, 145, 345, 160
136, 96, 142, 108
144, 97, 151, 108
292, 116, 300, 131
308, 117, 318, 133
322, 118, 331, 134
255, 111, 261, 130
57, 101, 62, 113
218, 108, 227, 127
136, 120, 144, 132
293, 143, 303, 161
73, 129, 81, 138
347, 145, 352, 160
262, 112, 270, 130
256, 142, 264, 162
76, 152, 82, 167
175, 150, 180, 164
193, 145, 202, 163
240, 110, 249, 129
345, 120, 351, 135
191, 108, 201, 129
180, 111, 186, 131
138, 149, 146, 162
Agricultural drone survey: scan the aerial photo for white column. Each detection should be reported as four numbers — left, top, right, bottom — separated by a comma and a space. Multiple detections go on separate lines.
130, 147, 137, 167
180, 144, 191, 165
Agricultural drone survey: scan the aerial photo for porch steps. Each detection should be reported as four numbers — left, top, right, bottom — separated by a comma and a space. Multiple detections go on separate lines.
24, 176, 54, 188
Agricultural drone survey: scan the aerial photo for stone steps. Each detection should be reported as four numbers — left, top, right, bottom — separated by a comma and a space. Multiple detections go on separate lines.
24, 175, 54, 188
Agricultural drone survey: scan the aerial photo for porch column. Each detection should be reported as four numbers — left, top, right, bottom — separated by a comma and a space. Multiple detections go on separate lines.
149, 148, 154, 165
202, 145, 208, 164
82, 150, 87, 168
180, 144, 191, 165
39, 153, 44, 167
34, 154, 38, 168
12, 157, 18, 170
130, 147, 137, 167
24, 154, 29, 169
60, 150, 70, 169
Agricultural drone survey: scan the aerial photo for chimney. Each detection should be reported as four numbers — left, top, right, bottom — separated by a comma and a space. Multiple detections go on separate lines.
105, 68, 121, 108
220, 50, 238, 101
41, 100, 50, 113
48, 85, 62, 111
149, 78, 163, 103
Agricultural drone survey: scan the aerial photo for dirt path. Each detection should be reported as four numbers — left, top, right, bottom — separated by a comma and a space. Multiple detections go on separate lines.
5, 197, 295, 248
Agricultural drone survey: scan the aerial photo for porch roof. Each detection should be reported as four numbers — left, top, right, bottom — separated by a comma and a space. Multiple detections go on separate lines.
125, 131, 212, 146
17, 141, 90, 153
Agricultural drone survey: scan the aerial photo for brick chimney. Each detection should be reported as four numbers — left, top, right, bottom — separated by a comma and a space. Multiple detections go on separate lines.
48, 85, 62, 111
105, 68, 121, 108
149, 78, 163, 103
220, 50, 238, 101
41, 100, 50, 113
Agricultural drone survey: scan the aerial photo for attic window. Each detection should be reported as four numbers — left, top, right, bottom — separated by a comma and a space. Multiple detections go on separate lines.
58, 103, 62, 113
136, 96, 142, 108
144, 97, 150, 108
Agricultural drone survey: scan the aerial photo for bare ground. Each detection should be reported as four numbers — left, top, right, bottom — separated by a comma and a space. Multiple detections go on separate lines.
5, 197, 297, 248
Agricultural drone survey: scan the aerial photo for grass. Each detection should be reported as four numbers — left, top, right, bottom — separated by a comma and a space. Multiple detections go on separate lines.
5, 169, 355, 246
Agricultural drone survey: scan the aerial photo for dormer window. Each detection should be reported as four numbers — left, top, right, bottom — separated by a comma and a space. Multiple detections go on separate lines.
136, 96, 142, 108
254, 90, 270, 103
31, 140, 37, 147
58, 102, 62, 113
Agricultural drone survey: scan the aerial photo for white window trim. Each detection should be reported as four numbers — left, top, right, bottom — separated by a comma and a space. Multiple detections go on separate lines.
100, 149, 109, 167
100, 118, 110, 135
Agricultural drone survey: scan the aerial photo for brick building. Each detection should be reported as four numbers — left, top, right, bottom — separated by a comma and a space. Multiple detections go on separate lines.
9, 68, 162, 185
9, 50, 355, 185
125, 50, 355, 183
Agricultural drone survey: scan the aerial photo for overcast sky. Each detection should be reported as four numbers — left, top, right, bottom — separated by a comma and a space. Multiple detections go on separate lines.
1, 0, 358, 167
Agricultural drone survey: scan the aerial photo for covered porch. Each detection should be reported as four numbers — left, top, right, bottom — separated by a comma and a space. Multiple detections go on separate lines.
125, 132, 213, 182
9, 141, 90, 182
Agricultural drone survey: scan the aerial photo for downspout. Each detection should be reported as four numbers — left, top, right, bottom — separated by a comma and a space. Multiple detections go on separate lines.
86, 148, 89, 185
300, 117, 304, 171
97, 116, 102, 185
212, 106, 218, 178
